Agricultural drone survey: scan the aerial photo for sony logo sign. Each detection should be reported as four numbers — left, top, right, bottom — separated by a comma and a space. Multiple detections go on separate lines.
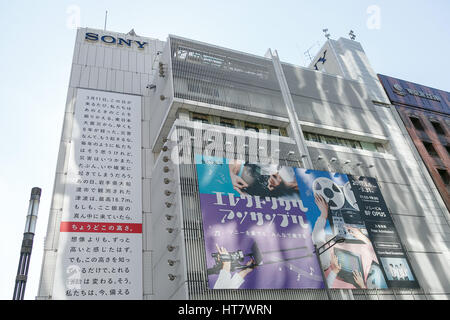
85, 32, 148, 49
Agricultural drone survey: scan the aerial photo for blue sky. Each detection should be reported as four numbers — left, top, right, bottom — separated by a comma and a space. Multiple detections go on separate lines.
0, 0, 449, 300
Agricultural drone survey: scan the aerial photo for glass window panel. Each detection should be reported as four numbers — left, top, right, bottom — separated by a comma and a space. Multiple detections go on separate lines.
319, 135, 328, 144
410, 117, 424, 131
360, 141, 377, 152
324, 136, 339, 146
220, 118, 235, 128
191, 113, 209, 124
375, 143, 385, 153
245, 122, 259, 132
431, 121, 446, 136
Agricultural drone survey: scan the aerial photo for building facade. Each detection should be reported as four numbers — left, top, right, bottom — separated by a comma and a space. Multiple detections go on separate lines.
37, 28, 450, 300
378, 74, 450, 212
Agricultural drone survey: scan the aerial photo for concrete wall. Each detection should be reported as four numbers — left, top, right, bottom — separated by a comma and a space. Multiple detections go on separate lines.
309, 38, 390, 105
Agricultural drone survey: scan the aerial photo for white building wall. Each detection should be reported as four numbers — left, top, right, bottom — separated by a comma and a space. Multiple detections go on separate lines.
309, 38, 390, 105
36, 27, 164, 299
308, 37, 450, 297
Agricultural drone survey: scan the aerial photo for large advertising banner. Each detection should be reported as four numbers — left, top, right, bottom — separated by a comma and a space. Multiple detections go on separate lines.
196, 155, 324, 289
295, 169, 419, 289
52, 89, 143, 299
196, 157, 419, 290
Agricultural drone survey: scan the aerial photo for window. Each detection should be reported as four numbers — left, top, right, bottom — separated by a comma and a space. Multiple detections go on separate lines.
422, 141, 439, 157
324, 136, 339, 146
272, 127, 288, 137
189, 112, 288, 136
360, 141, 377, 152
303, 131, 386, 153
431, 121, 446, 136
220, 118, 235, 128
351, 140, 363, 150
437, 169, 450, 188
375, 143, 386, 153
243, 121, 288, 136
337, 138, 356, 149
244, 122, 260, 132
410, 117, 424, 131
305, 132, 320, 142
191, 113, 210, 124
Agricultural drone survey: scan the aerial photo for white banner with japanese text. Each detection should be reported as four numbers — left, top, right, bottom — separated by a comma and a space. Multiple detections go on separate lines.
53, 88, 142, 299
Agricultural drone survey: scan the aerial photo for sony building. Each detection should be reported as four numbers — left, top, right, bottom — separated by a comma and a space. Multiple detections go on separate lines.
37, 27, 450, 300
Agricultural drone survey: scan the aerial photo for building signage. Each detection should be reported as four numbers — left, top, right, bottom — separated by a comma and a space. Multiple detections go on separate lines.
85, 32, 148, 49
195, 156, 419, 290
378, 74, 449, 114
52, 89, 143, 299
393, 83, 441, 102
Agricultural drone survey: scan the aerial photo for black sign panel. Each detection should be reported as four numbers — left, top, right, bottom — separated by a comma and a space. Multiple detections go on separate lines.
348, 175, 420, 289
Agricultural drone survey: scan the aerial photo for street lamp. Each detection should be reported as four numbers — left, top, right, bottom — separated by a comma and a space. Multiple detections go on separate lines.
314, 235, 345, 300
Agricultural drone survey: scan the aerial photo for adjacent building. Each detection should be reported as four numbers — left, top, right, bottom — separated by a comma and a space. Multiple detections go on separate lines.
378, 75, 450, 211
36, 28, 450, 300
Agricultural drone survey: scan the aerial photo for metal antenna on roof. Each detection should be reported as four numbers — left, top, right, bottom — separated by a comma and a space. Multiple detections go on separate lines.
304, 41, 321, 64
104, 10, 108, 31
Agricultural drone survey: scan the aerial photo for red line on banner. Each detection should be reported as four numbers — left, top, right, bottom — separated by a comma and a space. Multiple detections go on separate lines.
60, 221, 142, 234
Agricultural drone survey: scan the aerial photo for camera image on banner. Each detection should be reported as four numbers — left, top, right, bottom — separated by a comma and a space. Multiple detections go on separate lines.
195, 155, 419, 290
296, 169, 386, 289
296, 169, 419, 289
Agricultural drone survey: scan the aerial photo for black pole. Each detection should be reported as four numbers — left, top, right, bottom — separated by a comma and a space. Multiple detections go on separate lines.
314, 235, 345, 300
314, 244, 332, 300
13, 187, 41, 300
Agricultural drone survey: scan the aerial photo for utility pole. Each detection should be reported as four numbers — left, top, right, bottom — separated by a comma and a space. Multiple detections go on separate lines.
13, 187, 41, 300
